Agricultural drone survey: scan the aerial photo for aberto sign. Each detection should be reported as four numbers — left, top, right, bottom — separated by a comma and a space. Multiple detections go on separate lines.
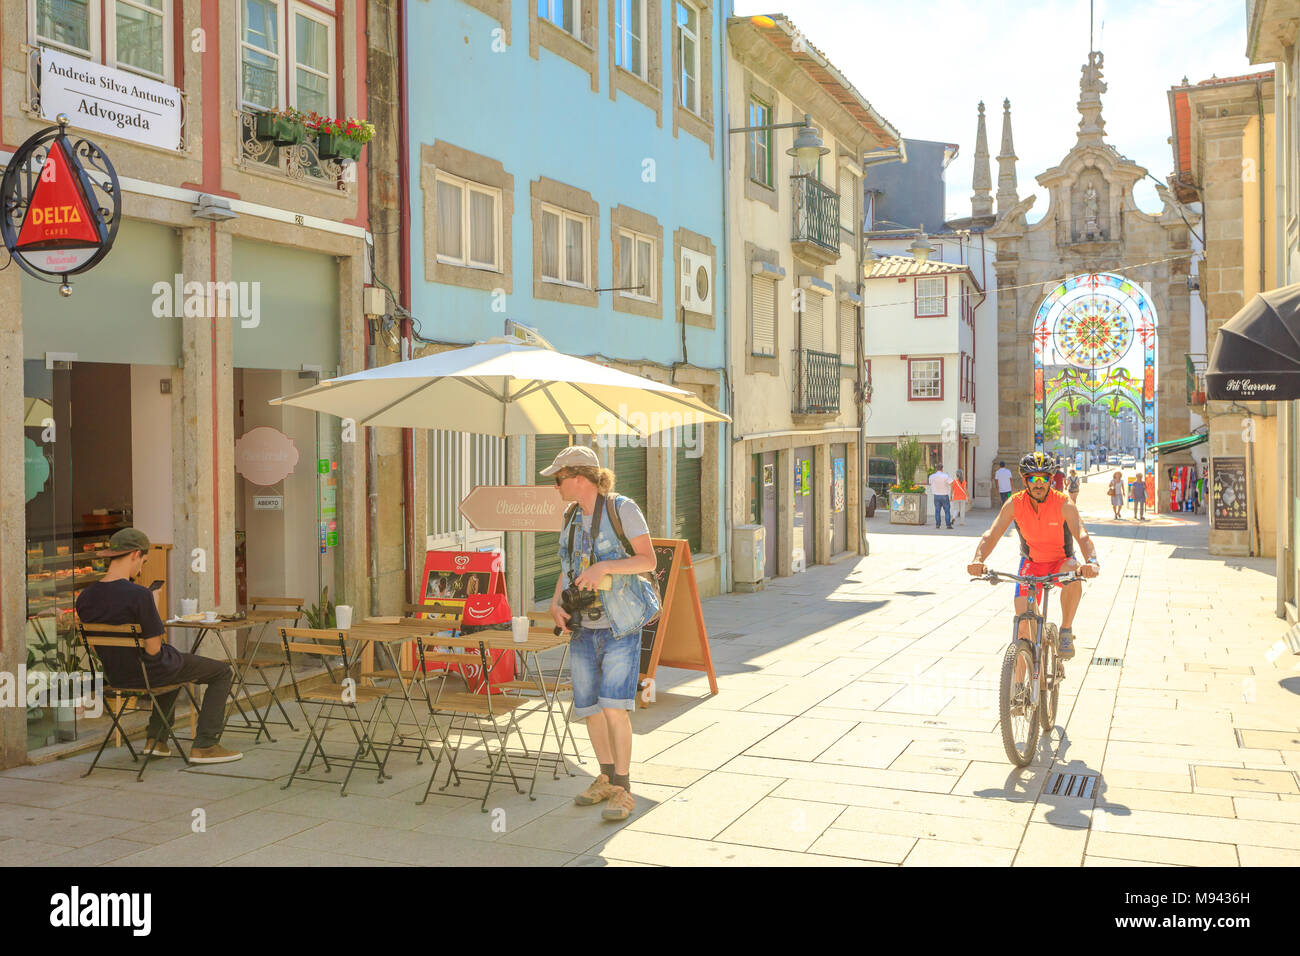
0, 115, 120, 293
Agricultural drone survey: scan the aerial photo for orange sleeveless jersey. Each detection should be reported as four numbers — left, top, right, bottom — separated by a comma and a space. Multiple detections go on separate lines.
1011, 489, 1074, 561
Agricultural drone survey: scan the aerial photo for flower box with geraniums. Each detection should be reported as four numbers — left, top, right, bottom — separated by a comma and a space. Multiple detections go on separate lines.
308, 114, 375, 162
254, 107, 309, 146
888, 434, 929, 526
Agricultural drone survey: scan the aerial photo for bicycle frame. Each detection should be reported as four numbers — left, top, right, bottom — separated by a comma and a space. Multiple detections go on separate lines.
979, 570, 1078, 711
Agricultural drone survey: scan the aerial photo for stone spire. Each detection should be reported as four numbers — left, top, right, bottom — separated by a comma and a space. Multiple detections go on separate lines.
1076, 50, 1108, 145
996, 98, 1019, 216
971, 101, 993, 219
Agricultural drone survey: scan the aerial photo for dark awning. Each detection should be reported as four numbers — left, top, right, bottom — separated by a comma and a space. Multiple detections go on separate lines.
1205, 282, 1300, 400
1149, 433, 1208, 455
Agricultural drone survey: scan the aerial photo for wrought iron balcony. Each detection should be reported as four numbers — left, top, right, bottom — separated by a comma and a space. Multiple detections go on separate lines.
236, 110, 350, 192
793, 348, 841, 416
791, 174, 841, 264
1185, 352, 1208, 406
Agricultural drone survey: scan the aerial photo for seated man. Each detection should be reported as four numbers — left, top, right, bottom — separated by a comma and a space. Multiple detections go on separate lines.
75, 528, 242, 764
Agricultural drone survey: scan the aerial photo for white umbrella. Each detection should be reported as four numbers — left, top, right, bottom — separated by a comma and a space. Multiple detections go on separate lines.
271, 338, 730, 435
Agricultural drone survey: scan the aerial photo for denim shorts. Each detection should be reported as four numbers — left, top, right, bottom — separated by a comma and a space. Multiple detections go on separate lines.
569, 626, 641, 718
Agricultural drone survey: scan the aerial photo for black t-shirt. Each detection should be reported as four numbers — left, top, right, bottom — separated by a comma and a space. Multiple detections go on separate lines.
75, 579, 183, 687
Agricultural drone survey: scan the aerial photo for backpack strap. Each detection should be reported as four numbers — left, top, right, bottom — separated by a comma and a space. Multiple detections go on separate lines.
603, 494, 662, 622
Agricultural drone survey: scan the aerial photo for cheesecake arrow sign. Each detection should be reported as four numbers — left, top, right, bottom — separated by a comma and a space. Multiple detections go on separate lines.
458, 485, 565, 532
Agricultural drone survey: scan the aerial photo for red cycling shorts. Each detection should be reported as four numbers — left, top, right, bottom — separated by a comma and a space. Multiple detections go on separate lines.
1015, 556, 1069, 601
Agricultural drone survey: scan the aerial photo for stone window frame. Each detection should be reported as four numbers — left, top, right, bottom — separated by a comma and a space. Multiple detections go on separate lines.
460, 0, 512, 45
745, 241, 782, 375
608, 0, 663, 126
611, 204, 663, 319
673, 227, 716, 329
530, 177, 599, 308
670, 0, 714, 154
420, 141, 514, 294
530, 0, 599, 91
743, 72, 778, 210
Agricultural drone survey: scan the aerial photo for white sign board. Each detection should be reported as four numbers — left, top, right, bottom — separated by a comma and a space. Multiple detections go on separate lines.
253, 496, 284, 511
39, 48, 183, 152
960, 412, 977, 435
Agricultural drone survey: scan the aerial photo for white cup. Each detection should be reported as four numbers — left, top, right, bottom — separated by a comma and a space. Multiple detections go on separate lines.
181, 598, 198, 617
336, 605, 353, 630
203, 610, 218, 622
511, 616, 530, 643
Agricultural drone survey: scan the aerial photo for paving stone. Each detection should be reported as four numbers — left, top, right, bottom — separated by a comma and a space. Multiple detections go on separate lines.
714, 796, 846, 852
1013, 822, 1088, 866
626, 771, 783, 840
902, 838, 1016, 866
1085, 831, 1238, 866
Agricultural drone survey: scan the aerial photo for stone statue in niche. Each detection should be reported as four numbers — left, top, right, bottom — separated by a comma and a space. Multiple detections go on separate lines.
1084, 185, 1099, 233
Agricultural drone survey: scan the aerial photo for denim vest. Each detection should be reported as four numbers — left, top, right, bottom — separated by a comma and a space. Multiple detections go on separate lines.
558, 494, 660, 639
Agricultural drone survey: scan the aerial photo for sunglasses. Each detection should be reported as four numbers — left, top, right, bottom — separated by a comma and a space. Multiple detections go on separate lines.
1025, 474, 1051, 485
553, 468, 576, 485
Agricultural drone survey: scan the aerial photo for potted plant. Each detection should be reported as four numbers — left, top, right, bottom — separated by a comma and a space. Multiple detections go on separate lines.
254, 107, 308, 146
309, 113, 375, 162
26, 618, 90, 742
888, 434, 929, 526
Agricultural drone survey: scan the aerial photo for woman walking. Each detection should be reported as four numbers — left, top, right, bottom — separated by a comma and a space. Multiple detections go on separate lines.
1107, 470, 1124, 519
951, 469, 969, 526
1067, 468, 1081, 505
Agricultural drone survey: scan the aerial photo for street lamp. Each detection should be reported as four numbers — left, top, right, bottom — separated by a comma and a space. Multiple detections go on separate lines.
728, 112, 828, 175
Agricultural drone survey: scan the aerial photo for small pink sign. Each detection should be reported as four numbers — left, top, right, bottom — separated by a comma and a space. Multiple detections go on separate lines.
234, 427, 300, 486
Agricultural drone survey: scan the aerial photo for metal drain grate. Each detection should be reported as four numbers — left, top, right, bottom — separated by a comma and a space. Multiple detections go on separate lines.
1092, 657, 1123, 666
903, 567, 921, 571
1045, 772, 1098, 799
709, 632, 745, 641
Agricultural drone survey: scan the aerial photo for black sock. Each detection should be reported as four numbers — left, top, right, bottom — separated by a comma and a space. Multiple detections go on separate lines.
600, 763, 614, 780
612, 772, 631, 791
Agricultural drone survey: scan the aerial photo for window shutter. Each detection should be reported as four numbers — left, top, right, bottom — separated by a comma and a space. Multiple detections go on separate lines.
838, 301, 856, 366
802, 293, 823, 352
838, 172, 857, 232
752, 276, 776, 355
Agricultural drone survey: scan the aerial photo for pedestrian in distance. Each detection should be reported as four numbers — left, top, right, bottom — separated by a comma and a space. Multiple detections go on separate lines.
1131, 470, 1148, 520
1051, 467, 1066, 493
1067, 468, 1081, 505
951, 469, 969, 526
995, 461, 1013, 504
1107, 470, 1124, 519
543, 446, 660, 823
928, 465, 954, 529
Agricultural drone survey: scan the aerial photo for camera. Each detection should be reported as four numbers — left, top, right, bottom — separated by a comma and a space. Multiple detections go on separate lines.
556, 585, 600, 633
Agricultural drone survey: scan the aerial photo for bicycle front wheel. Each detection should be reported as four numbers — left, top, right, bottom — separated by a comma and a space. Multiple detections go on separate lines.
1039, 623, 1060, 734
999, 639, 1039, 766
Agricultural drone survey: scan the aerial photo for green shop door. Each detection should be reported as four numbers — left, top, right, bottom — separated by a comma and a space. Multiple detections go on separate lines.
673, 428, 702, 555
533, 435, 570, 605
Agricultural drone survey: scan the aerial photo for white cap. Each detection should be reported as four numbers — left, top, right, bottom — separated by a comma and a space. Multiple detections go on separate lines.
539, 445, 600, 476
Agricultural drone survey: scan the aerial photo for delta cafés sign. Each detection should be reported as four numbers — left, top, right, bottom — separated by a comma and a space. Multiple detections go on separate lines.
0, 116, 120, 289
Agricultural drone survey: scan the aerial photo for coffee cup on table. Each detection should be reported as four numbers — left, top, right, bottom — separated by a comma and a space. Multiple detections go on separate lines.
203, 610, 218, 622
511, 617, 529, 643
335, 605, 353, 629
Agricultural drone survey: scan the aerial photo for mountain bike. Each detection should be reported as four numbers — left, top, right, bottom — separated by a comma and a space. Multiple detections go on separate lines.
972, 569, 1079, 766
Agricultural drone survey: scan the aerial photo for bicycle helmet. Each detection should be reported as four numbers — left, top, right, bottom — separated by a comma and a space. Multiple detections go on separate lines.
1018, 451, 1055, 476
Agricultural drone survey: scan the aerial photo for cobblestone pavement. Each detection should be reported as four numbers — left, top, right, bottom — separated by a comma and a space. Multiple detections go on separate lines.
2, 482, 1297, 866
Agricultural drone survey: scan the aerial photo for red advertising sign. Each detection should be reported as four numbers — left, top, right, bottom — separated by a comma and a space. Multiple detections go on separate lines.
15, 139, 101, 249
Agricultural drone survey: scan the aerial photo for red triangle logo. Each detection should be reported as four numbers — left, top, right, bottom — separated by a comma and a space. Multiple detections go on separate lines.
16, 140, 101, 250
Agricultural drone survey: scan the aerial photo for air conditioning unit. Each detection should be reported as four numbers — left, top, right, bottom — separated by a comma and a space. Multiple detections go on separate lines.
732, 524, 765, 591
681, 249, 714, 315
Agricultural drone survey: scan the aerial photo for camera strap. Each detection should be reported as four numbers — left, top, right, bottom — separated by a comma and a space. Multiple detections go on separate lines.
565, 494, 606, 583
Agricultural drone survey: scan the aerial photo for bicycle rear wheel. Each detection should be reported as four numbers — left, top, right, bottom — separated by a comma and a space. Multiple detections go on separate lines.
1039, 623, 1059, 734
999, 639, 1039, 766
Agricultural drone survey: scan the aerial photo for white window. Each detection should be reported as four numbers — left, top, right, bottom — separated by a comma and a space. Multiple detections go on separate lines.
752, 275, 776, 356
915, 276, 946, 317
437, 173, 502, 272
32, 1, 175, 83
538, 0, 581, 38
909, 359, 942, 399
838, 301, 856, 366
239, 0, 337, 113
749, 98, 773, 187
676, 1, 700, 115
614, 0, 646, 79
540, 204, 590, 287
838, 169, 857, 233
617, 229, 655, 300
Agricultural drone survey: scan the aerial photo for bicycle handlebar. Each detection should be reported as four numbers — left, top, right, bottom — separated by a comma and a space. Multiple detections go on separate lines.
969, 569, 1081, 586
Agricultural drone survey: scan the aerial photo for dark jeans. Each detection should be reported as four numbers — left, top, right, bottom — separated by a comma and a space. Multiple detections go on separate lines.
141, 654, 233, 749
999, 490, 1012, 504
934, 494, 952, 527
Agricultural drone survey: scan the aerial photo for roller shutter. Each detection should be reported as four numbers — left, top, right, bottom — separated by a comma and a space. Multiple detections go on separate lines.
674, 431, 703, 554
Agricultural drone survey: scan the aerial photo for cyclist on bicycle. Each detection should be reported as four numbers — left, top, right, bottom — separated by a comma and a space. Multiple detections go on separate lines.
966, 452, 1100, 660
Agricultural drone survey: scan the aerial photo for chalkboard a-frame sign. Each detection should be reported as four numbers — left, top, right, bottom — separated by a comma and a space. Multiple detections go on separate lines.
638, 538, 718, 706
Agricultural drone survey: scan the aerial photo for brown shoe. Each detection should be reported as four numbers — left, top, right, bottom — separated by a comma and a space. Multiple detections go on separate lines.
574, 773, 618, 806
602, 787, 634, 822
189, 744, 243, 764
142, 739, 172, 757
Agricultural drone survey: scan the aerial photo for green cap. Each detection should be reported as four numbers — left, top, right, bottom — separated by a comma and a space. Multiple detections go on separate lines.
99, 528, 151, 558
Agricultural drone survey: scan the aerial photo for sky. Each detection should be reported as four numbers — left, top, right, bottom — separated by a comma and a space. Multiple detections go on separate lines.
731, 0, 1258, 222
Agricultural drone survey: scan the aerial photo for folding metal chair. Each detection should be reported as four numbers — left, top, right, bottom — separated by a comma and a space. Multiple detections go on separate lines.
78, 621, 195, 782
234, 596, 306, 736
278, 627, 402, 797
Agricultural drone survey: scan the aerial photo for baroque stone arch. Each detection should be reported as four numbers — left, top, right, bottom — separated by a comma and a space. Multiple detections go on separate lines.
1032, 272, 1158, 451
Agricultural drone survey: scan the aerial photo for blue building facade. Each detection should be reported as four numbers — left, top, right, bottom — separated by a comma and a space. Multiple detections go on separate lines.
406, 0, 731, 601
